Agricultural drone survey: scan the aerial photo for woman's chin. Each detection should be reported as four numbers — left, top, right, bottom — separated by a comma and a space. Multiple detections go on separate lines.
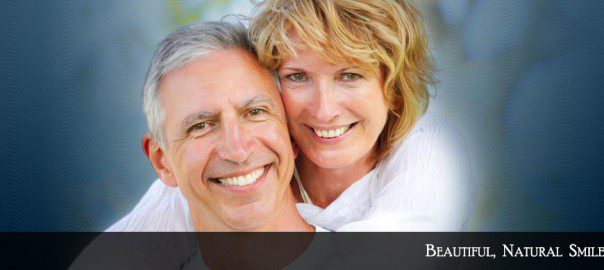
305, 151, 358, 169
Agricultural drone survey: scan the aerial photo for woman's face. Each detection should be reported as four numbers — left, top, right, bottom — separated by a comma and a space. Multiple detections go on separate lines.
277, 44, 389, 169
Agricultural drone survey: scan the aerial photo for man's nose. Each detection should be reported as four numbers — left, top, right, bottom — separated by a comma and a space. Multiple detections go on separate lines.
216, 119, 253, 164
310, 81, 341, 122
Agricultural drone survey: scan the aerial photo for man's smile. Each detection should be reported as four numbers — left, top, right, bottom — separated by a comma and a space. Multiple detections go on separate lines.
210, 165, 269, 187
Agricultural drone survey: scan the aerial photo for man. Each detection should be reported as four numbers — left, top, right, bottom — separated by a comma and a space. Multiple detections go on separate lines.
72, 23, 337, 270
108, 21, 319, 232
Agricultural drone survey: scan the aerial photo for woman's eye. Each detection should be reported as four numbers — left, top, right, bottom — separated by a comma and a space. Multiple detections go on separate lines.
286, 73, 307, 81
339, 72, 362, 82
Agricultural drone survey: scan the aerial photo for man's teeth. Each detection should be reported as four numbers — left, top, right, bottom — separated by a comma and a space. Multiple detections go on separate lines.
313, 126, 349, 138
218, 167, 264, 186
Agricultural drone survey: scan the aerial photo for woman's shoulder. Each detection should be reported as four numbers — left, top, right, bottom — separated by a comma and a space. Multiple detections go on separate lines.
372, 113, 475, 203
367, 115, 476, 229
379, 114, 470, 175
404, 114, 465, 147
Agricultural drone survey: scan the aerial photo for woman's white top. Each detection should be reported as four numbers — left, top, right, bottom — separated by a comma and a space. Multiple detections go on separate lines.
107, 115, 475, 232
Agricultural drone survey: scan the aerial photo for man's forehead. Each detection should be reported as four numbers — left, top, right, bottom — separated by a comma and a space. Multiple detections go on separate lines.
157, 50, 284, 133
161, 52, 277, 101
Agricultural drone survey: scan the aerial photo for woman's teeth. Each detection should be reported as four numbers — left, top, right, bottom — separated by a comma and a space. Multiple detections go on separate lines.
218, 167, 264, 186
313, 125, 350, 138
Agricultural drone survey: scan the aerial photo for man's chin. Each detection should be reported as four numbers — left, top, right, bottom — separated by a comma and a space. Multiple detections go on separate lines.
220, 203, 276, 231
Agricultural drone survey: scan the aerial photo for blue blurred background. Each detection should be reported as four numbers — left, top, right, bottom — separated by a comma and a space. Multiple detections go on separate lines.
1, 0, 603, 231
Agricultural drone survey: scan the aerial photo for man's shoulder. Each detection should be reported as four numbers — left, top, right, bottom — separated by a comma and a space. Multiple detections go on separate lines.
106, 179, 191, 232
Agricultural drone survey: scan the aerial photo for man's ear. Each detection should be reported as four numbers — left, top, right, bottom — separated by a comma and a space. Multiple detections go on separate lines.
142, 135, 178, 187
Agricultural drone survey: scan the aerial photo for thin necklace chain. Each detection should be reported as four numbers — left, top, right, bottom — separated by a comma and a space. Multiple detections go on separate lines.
294, 166, 313, 205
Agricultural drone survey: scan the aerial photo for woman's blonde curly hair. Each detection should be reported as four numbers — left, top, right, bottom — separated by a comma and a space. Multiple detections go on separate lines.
250, 0, 435, 161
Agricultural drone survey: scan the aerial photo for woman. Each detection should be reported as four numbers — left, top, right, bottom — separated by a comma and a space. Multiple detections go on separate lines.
249, 0, 474, 231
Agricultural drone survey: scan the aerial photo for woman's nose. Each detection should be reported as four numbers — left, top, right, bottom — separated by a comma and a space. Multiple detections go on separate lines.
310, 81, 341, 122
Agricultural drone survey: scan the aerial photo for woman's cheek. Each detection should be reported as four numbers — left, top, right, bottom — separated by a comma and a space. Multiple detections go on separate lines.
256, 120, 291, 147
280, 91, 301, 119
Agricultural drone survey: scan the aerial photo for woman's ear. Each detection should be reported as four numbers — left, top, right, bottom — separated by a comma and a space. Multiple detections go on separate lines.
142, 135, 178, 187
291, 136, 299, 159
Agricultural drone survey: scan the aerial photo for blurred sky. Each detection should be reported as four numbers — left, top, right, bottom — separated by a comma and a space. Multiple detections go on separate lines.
1, 0, 603, 231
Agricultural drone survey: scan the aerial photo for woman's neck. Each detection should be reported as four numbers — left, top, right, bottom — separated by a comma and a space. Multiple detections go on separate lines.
297, 151, 377, 208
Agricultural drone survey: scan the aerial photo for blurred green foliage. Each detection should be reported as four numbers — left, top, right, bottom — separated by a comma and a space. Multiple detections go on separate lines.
165, 0, 232, 28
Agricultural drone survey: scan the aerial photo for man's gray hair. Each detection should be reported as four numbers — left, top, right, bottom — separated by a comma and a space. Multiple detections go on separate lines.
142, 21, 255, 149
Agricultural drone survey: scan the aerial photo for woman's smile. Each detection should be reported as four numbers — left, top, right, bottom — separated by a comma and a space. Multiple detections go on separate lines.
304, 122, 358, 143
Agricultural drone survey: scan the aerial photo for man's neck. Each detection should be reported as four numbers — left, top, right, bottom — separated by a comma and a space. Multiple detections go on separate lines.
254, 190, 315, 232
196, 230, 316, 269
297, 150, 377, 208
190, 190, 313, 232
191, 190, 315, 269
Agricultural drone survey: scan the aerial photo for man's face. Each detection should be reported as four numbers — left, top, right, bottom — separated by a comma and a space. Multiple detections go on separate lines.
156, 49, 295, 231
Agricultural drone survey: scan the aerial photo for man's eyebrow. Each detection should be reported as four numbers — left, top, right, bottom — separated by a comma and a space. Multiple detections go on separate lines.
179, 96, 275, 129
180, 111, 215, 131
241, 95, 275, 108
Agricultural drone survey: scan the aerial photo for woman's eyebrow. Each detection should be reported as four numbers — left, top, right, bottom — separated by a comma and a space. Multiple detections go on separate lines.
278, 66, 305, 72
280, 65, 358, 73
336, 67, 357, 72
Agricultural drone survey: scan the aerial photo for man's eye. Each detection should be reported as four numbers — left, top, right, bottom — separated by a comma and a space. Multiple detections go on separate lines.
248, 108, 265, 116
339, 72, 362, 82
286, 73, 307, 81
190, 122, 208, 131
